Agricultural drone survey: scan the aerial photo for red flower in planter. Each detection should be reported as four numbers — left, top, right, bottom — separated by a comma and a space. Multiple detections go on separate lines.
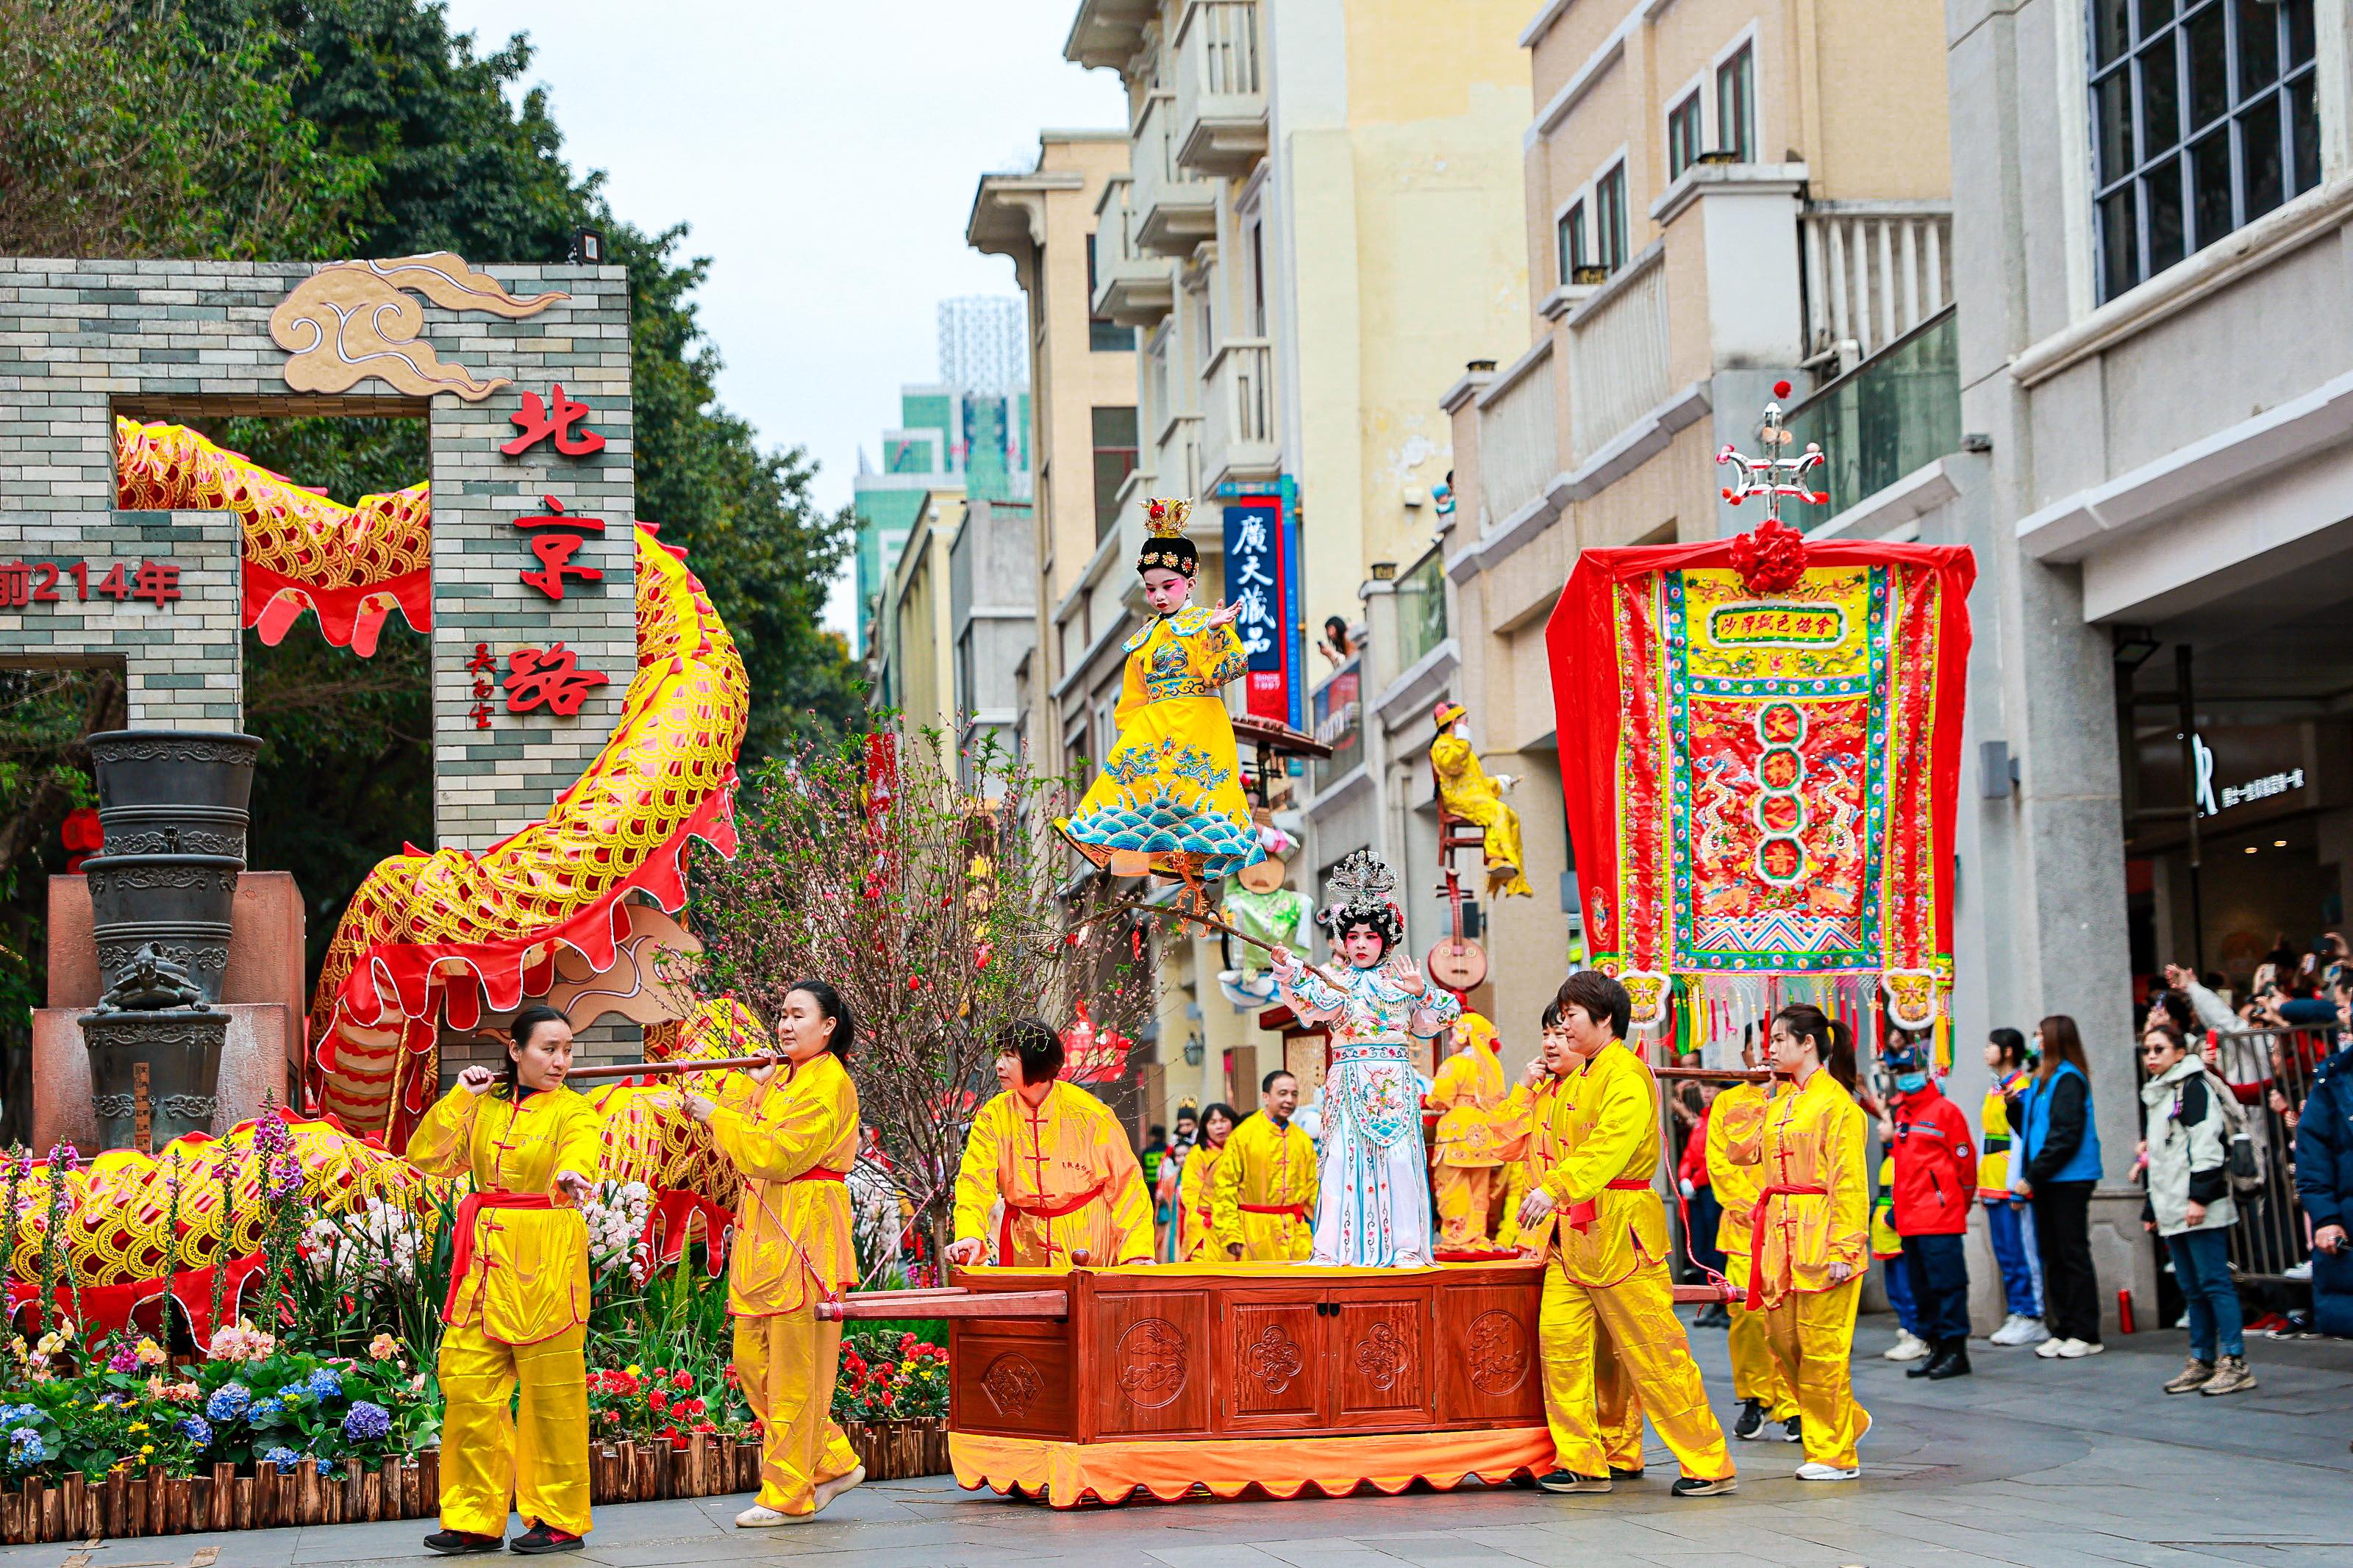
672, 1370, 693, 1391
648, 1389, 670, 1415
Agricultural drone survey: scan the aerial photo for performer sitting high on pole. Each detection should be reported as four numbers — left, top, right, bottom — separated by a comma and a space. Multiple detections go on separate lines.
1212, 1071, 1318, 1261
1514, 972, 1736, 1497
1055, 497, 1263, 911
1429, 700, 1533, 898
1268, 849, 1458, 1267
1715, 1003, 1873, 1481
663, 981, 865, 1526
947, 1020, 1154, 1271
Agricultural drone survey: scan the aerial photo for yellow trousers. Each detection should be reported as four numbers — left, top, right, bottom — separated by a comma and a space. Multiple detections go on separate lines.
1432, 1166, 1496, 1250
1539, 1259, 1733, 1481
1592, 1327, 1645, 1472
734, 1309, 860, 1516
436, 1321, 590, 1538
1727, 1303, 1799, 1419
1761, 1279, 1868, 1469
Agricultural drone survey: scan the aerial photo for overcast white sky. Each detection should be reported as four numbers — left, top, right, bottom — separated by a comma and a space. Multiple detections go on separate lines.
438, 1, 1127, 634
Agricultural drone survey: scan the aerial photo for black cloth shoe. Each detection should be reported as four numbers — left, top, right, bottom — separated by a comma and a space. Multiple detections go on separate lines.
1908, 1340, 1954, 1378
1927, 1343, 1973, 1380
1732, 1397, 1764, 1439
1537, 1469, 1613, 1494
424, 1533, 503, 1556
1608, 1466, 1645, 1481
1671, 1475, 1737, 1497
1779, 1416, 1803, 1443
510, 1523, 584, 1555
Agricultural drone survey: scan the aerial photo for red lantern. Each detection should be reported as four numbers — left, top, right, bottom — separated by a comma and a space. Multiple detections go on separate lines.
60, 806, 101, 873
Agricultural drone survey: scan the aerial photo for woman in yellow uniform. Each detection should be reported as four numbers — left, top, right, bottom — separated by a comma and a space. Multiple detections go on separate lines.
1426, 1012, 1518, 1249
1717, 1003, 1871, 1481
1704, 1050, 1799, 1444
1176, 1103, 1236, 1261
1055, 497, 1262, 903
410, 1006, 601, 1556
668, 981, 863, 1525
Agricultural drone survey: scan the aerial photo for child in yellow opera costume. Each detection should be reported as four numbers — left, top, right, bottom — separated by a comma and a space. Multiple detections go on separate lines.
1707, 1042, 1802, 1445
665, 981, 864, 1527
409, 1007, 600, 1556
1211, 1070, 1318, 1261
1429, 700, 1532, 899
1176, 1103, 1238, 1261
1513, 973, 1735, 1497
1716, 1003, 1874, 1480
948, 1020, 1155, 1270
1054, 497, 1263, 909
1426, 1011, 1523, 1249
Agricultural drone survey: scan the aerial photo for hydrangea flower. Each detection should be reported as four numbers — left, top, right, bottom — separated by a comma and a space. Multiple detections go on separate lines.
205, 1383, 251, 1422
260, 1446, 300, 1470
304, 1367, 342, 1400
177, 1415, 213, 1447
275, 1382, 309, 1408
342, 1401, 390, 1442
249, 1397, 285, 1424
9, 1430, 46, 1466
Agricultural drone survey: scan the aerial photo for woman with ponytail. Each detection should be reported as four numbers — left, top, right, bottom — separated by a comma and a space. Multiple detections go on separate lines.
1718, 1003, 1871, 1481
664, 981, 865, 1525
408, 1006, 601, 1555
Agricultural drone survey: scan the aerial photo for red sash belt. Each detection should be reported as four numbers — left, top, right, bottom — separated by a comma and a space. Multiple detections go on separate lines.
442, 1192, 557, 1325
1563, 1178, 1653, 1234
998, 1183, 1106, 1264
1745, 1183, 1829, 1310
1238, 1202, 1309, 1218
789, 1167, 849, 1184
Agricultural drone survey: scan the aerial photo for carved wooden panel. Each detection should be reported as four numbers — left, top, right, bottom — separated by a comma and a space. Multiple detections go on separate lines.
950, 1320, 1074, 1440
1330, 1289, 1435, 1428
1221, 1289, 1325, 1432
1432, 1281, 1545, 1428
1086, 1287, 1213, 1439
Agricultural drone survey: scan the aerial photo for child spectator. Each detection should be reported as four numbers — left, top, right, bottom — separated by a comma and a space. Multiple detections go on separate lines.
1980, 1028, 2047, 1346
1885, 1033, 1978, 1379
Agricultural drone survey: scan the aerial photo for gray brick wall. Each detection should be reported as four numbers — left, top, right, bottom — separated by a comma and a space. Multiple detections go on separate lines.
0, 257, 637, 840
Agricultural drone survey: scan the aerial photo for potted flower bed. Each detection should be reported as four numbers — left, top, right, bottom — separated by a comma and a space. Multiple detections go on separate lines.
832, 1330, 949, 1481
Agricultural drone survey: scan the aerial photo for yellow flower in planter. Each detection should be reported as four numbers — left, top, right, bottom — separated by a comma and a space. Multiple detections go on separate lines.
128, 1422, 149, 1435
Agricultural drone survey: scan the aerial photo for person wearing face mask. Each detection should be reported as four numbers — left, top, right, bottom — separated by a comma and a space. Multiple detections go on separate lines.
1429, 700, 1533, 898
1055, 496, 1260, 909
1882, 1033, 1978, 1381
410, 1007, 601, 1556
664, 981, 865, 1526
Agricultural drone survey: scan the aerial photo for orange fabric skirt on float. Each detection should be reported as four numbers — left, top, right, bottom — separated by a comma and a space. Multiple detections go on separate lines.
951, 1426, 1552, 1508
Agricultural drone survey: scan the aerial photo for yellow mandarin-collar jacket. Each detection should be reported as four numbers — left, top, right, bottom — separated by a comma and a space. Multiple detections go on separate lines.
1176, 1141, 1224, 1259
1704, 1081, 1770, 1293
1514, 1043, 1669, 1288
704, 1051, 859, 1316
951, 1080, 1154, 1270
1715, 1067, 1869, 1305
409, 1084, 602, 1346
1427, 1042, 1519, 1169
1210, 1112, 1318, 1257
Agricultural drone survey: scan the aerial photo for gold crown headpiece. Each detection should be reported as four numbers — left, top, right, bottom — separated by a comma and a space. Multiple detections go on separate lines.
1144, 497, 1193, 538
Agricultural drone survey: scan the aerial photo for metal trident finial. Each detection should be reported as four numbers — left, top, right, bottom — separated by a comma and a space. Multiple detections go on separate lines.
1716, 380, 1829, 523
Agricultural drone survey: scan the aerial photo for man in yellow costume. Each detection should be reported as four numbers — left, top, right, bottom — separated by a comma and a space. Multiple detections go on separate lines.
1429, 700, 1532, 898
948, 1020, 1154, 1270
1425, 1012, 1521, 1249
1514, 972, 1735, 1497
409, 1008, 601, 1556
1707, 1045, 1802, 1445
1212, 1070, 1318, 1260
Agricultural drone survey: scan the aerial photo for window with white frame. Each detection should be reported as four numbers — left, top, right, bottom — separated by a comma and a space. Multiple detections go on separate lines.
1594, 162, 1629, 273
1556, 199, 1588, 286
1715, 42, 1754, 160
2090, 0, 2320, 303
1668, 89, 1704, 179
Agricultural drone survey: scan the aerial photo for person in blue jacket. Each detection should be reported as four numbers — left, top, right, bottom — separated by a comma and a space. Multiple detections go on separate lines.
2294, 1035, 2353, 1339
2012, 1015, 2105, 1359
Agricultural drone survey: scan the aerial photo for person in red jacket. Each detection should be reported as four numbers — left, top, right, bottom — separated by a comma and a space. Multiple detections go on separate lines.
1885, 1033, 1979, 1381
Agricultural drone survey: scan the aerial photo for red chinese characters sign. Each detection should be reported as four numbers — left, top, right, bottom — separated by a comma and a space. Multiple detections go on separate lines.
501, 384, 605, 459
513, 495, 604, 602
0, 559, 182, 609
502, 643, 608, 717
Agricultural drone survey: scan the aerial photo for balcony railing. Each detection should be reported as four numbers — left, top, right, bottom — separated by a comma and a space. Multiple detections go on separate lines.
1782, 305, 1960, 521
1566, 246, 1669, 462
1174, 1, 1267, 176
1801, 204, 1952, 368
1132, 92, 1218, 256
1202, 337, 1277, 482
1473, 340, 1557, 526
1091, 176, 1175, 326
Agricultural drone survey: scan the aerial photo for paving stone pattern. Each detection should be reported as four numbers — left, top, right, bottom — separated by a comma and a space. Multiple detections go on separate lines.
0, 257, 635, 849
4, 1320, 2341, 1568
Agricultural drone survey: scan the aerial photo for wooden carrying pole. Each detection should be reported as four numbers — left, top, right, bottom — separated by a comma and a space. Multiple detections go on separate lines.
560, 1053, 779, 1084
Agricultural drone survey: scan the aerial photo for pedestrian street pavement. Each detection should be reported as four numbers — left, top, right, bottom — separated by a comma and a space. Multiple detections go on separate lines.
7, 1317, 2346, 1568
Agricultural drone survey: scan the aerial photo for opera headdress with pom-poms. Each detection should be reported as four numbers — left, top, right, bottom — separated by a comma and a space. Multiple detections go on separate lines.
1137, 496, 1199, 577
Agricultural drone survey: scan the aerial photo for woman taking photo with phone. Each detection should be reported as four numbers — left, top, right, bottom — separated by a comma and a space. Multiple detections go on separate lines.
1718, 1003, 1871, 1481
664, 981, 864, 1526
409, 1006, 603, 1555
